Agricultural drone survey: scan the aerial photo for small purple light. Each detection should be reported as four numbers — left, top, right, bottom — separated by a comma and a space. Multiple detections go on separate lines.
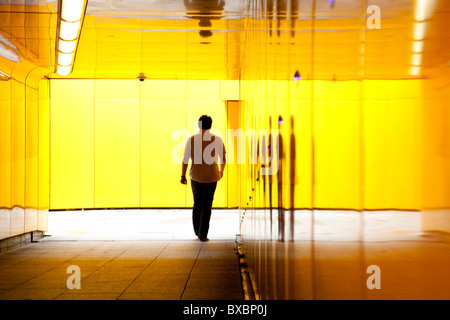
329, 0, 335, 7
293, 70, 301, 81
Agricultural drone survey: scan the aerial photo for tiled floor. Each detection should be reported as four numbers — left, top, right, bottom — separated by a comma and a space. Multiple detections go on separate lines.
0, 209, 243, 300
2, 209, 449, 300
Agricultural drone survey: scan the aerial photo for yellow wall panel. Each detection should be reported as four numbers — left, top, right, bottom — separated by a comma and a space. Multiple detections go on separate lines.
95, 100, 140, 208
50, 99, 94, 209
289, 100, 313, 209
220, 80, 240, 100
50, 79, 94, 99
314, 100, 361, 209
38, 79, 49, 232
186, 81, 220, 100
10, 81, 25, 209
0, 81, 11, 209
48, 79, 239, 209
95, 79, 139, 100
10, 80, 25, 236
25, 86, 38, 209
140, 100, 186, 207
363, 85, 421, 210
0, 75, 50, 239
226, 100, 240, 208
141, 80, 186, 100
38, 79, 49, 211
25, 87, 38, 232
421, 95, 450, 209
383, 100, 420, 209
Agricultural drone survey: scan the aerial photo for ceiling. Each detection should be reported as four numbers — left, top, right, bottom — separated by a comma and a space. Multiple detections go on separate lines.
0, 0, 448, 81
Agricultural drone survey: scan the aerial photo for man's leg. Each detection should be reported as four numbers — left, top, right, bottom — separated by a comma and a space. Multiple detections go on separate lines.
191, 180, 202, 236
198, 182, 217, 239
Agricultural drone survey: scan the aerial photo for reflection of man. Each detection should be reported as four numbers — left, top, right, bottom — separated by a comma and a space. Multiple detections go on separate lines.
180, 115, 226, 241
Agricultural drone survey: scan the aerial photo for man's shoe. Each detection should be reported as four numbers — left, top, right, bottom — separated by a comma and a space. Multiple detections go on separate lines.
199, 236, 209, 242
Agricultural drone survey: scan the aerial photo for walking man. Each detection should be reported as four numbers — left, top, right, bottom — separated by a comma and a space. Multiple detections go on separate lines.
180, 115, 226, 241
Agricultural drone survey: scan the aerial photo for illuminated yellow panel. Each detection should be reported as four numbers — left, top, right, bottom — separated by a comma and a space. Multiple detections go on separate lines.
141, 80, 186, 100
50, 79, 95, 99
50, 98, 94, 209
363, 81, 421, 210
220, 80, 239, 100
95, 79, 139, 100
0, 81, 11, 209
186, 81, 220, 100
38, 79, 49, 231
95, 100, 140, 208
25, 87, 38, 232
25, 87, 38, 209
225, 100, 240, 208
10, 80, 25, 235
186, 100, 227, 207
421, 85, 450, 210
140, 100, 186, 207
314, 95, 361, 209
10, 81, 25, 208
38, 79, 49, 211
382, 99, 420, 209
289, 80, 313, 209
0, 78, 11, 239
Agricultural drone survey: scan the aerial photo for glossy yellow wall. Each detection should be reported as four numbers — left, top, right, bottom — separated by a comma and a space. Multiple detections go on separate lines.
238, 0, 450, 300
0, 80, 12, 239
0, 78, 49, 240
49, 79, 239, 210
239, 77, 449, 299
238, 79, 424, 213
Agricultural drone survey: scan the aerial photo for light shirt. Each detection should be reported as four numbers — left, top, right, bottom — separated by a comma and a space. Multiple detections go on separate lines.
183, 130, 226, 183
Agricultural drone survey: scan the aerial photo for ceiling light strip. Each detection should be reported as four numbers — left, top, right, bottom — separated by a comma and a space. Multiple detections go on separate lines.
55, 0, 88, 76
409, 0, 437, 76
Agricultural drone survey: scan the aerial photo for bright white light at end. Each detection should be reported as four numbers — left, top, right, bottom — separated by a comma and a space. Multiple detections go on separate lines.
59, 20, 81, 41
61, 0, 86, 22
56, 65, 71, 76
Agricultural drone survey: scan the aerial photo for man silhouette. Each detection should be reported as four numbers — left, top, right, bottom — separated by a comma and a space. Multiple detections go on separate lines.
180, 115, 226, 241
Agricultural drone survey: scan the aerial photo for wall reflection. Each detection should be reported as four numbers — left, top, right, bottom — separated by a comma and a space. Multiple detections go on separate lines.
239, 0, 450, 300
184, 0, 226, 38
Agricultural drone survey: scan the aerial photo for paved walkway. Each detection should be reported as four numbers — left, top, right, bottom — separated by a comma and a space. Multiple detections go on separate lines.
0, 209, 243, 300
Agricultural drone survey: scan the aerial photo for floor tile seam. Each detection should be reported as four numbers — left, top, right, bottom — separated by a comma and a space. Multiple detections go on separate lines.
115, 240, 173, 300
179, 241, 204, 300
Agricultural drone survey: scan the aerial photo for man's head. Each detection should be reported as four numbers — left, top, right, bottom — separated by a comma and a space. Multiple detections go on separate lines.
198, 115, 212, 130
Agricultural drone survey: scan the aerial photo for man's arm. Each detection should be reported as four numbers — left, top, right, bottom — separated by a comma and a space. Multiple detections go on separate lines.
180, 137, 190, 185
181, 163, 188, 185
219, 141, 226, 178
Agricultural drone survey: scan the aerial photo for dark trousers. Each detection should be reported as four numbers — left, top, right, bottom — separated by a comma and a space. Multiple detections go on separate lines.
191, 180, 217, 238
